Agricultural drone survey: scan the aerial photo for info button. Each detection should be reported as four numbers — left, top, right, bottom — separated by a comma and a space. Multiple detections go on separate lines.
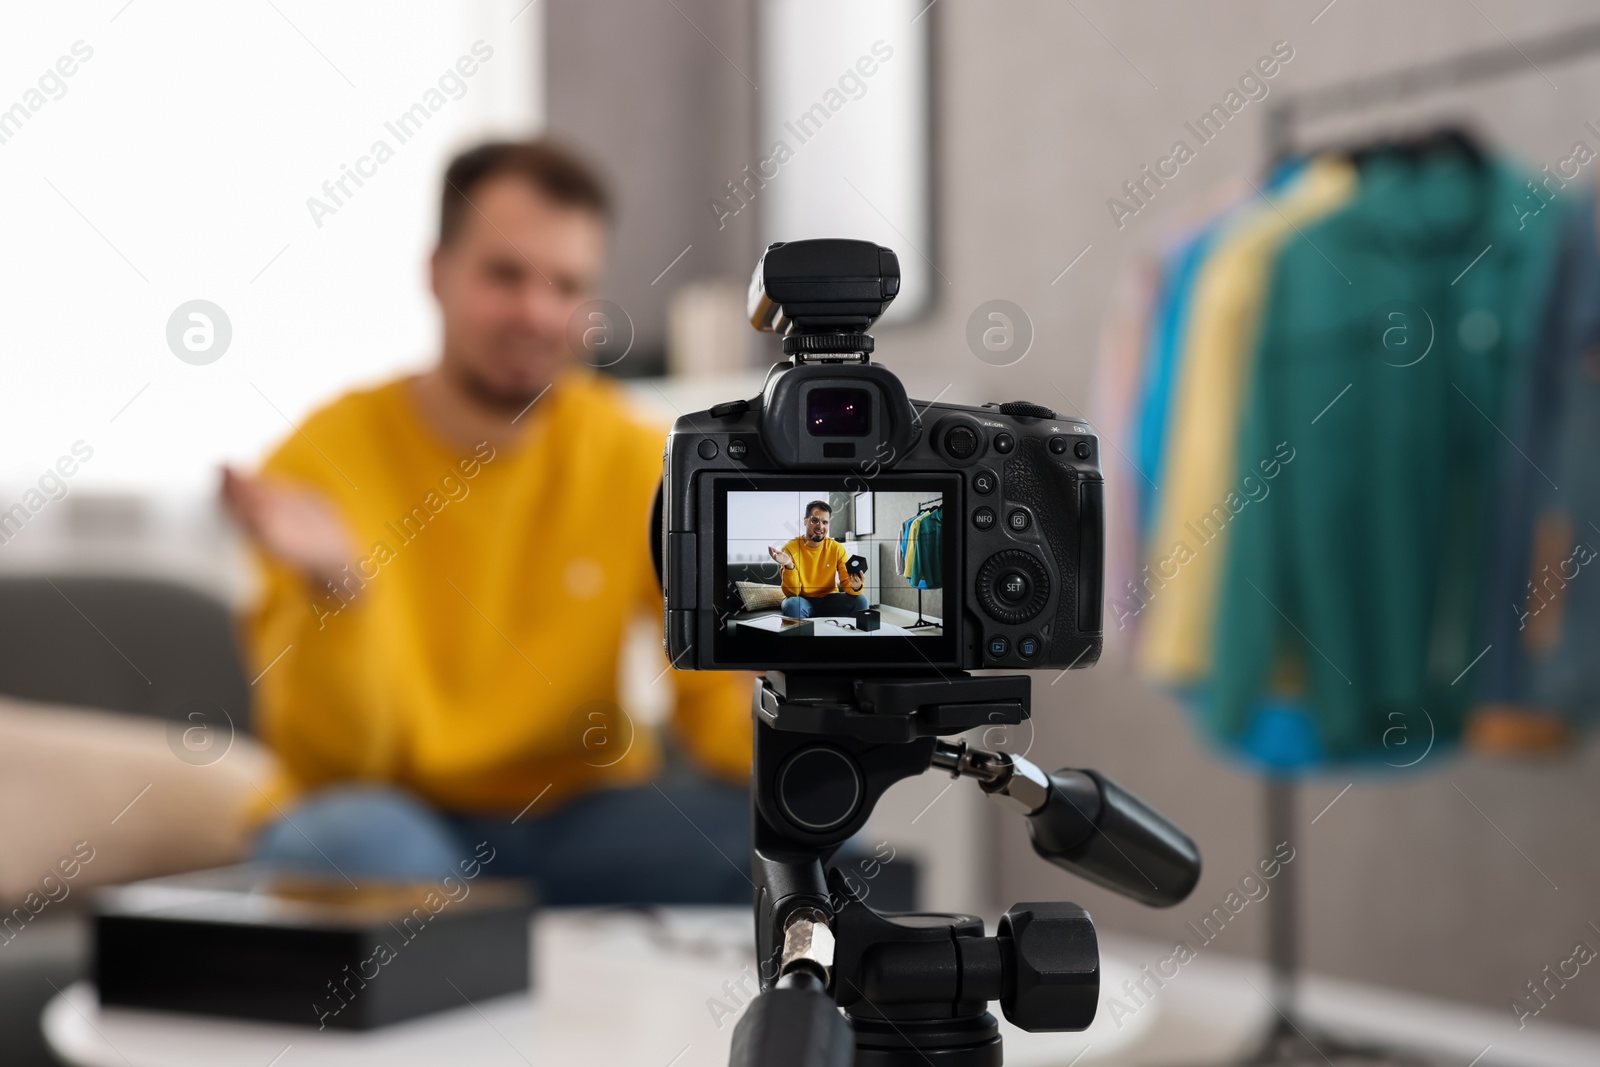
973, 507, 997, 531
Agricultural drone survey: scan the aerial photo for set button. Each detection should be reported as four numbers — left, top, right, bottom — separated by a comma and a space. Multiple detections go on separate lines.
976, 549, 1051, 624
998, 570, 1032, 603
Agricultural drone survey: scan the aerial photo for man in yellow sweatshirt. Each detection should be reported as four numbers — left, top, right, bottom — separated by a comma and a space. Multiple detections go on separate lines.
769, 500, 868, 619
221, 139, 752, 905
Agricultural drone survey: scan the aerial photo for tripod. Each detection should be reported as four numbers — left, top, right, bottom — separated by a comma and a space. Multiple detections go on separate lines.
729, 671, 1203, 1067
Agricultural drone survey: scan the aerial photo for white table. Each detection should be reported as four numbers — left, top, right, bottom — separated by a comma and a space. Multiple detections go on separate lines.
730, 612, 943, 638
45, 908, 1156, 1067
732, 614, 915, 637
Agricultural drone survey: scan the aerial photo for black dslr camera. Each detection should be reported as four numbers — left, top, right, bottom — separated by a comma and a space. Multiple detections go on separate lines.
659, 238, 1104, 672
652, 240, 1196, 1067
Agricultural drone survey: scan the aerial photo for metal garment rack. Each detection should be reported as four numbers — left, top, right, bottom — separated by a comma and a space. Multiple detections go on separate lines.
904, 501, 941, 628
1236, 20, 1600, 1067
1266, 18, 1600, 160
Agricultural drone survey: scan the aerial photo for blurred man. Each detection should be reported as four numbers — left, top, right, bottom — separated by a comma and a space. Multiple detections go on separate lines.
769, 500, 867, 619
224, 139, 752, 905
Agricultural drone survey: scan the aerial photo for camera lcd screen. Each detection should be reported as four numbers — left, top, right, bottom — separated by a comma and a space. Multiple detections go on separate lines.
708, 475, 959, 668
806, 388, 872, 437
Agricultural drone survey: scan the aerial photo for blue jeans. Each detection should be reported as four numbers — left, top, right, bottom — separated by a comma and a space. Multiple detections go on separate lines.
781, 592, 869, 619
252, 778, 751, 906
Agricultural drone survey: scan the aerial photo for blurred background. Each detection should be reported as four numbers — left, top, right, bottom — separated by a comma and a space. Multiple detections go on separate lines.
4, 1, 1600, 1065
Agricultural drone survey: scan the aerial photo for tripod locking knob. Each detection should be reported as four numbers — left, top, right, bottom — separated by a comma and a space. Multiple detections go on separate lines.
996, 902, 1099, 1031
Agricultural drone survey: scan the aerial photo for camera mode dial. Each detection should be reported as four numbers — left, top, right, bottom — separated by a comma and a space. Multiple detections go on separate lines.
977, 550, 1051, 625
997, 401, 1057, 420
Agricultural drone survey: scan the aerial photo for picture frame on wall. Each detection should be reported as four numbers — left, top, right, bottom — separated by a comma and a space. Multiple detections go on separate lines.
854, 491, 874, 536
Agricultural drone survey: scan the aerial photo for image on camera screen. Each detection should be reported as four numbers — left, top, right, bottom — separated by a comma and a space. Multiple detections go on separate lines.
724, 489, 946, 637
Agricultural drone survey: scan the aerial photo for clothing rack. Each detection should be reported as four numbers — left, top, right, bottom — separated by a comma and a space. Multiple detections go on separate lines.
1266, 19, 1600, 161
1227, 21, 1600, 1067
904, 501, 942, 629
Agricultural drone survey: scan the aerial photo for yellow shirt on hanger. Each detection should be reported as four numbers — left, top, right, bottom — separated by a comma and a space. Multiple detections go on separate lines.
902, 511, 924, 579
1138, 157, 1359, 685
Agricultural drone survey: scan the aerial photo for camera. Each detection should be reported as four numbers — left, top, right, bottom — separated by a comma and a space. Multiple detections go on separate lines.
657, 238, 1104, 673
650, 239, 1197, 1067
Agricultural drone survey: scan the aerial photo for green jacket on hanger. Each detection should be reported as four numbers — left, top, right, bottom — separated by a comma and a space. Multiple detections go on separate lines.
1208, 150, 1565, 761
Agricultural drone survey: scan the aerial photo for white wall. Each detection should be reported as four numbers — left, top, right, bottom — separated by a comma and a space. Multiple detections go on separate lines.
726, 490, 835, 561
0, 1, 542, 499
879, 0, 1600, 1027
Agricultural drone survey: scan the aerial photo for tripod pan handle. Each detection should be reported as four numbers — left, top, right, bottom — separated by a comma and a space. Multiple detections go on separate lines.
1026, 769, 1201, 907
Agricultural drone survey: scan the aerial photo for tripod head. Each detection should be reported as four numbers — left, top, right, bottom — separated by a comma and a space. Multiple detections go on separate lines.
732, 671, 1200, 1067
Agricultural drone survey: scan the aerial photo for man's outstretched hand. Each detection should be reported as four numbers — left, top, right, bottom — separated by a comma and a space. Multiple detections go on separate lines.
767, 545, 795, 570
222, 467, 354, 587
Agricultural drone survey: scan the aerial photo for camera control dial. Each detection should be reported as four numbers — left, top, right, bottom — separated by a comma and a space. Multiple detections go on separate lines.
977, 550, 1051, 625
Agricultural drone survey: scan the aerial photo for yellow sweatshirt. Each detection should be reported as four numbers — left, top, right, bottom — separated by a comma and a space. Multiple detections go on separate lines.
244, 368, 752, 819
779, 536, 850, 598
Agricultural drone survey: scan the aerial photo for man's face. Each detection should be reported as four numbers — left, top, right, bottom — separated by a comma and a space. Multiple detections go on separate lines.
804, 508, 830, 543
429, 175, 607, 409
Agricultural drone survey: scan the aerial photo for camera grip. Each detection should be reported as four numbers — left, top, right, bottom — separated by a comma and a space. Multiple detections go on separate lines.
1003, 436, 1102, 666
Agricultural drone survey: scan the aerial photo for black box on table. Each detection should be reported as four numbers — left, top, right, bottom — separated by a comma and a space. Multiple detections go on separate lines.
94, 864, 533, 1030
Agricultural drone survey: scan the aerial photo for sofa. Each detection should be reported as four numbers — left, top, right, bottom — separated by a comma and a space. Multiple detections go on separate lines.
0, 575, 272, 1065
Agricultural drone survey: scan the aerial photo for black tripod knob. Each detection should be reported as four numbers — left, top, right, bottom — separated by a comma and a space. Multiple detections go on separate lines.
996, 902, 1098, 1031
